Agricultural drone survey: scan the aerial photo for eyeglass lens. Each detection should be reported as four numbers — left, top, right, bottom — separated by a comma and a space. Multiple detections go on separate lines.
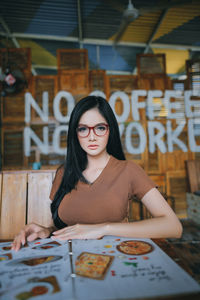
77, 124, 108, 137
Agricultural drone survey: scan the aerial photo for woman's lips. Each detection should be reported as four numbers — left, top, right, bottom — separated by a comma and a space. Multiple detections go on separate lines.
88, 145, 98, 149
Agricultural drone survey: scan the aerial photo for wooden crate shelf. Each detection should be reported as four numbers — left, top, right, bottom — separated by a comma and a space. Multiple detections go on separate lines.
57, 49, 88, 72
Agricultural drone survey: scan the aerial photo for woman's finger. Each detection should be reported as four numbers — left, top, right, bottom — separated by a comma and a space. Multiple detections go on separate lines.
11, 223, 51, 251
38, 229, 50, 239
51, 231, 76, 240
11, 236, 23, 251
12, 226, 37, 250
27, 232, 38, 242
20, 230, 26, 246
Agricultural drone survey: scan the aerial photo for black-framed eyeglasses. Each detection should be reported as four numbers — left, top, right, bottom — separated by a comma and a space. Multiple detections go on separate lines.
77, 123, 109, 138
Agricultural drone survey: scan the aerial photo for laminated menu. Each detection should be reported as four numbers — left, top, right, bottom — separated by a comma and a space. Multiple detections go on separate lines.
0, 236, 199, 300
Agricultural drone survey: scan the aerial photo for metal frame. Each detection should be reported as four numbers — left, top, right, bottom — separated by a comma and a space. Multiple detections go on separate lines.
1, 32, 200, 51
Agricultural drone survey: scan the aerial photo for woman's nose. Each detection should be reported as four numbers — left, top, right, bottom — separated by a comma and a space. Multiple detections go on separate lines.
89, 128, 96, 140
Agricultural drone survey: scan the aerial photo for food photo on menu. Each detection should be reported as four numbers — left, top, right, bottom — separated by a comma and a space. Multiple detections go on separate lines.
0, 236, 200, 300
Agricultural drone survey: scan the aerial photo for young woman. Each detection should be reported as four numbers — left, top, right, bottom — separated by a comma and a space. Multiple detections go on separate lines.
12, 96, 182, 251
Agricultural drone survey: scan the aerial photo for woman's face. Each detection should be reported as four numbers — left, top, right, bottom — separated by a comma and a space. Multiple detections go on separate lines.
77, 108, 109, 158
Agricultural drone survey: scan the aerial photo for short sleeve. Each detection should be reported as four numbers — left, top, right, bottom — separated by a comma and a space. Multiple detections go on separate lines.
49, 165, 65, 201
127, 161, 156, 200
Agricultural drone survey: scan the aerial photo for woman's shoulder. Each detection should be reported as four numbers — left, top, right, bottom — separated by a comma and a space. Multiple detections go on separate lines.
125, 160, 151, 179
125, 159, 145, 171
55, 164, 65, 176
111, 156, 143, 172
53, 164, 65, 185
113, 158, 156, 199
49, 164, 65, 200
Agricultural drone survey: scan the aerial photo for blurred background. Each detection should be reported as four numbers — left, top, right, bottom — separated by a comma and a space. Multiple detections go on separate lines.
0, 0, 200, 219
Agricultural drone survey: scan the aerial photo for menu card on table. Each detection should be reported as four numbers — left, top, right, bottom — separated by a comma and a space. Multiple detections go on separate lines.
0, 236, 199, 300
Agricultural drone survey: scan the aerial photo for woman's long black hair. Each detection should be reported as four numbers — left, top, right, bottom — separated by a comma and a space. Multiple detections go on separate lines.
51, 96, 125, 226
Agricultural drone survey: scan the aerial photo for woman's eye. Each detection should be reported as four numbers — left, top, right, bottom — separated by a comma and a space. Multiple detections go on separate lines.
78, 127, 87, 132
96, 125, 106, 131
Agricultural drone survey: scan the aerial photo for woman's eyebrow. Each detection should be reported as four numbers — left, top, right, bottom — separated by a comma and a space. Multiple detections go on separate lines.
78, 122, 107, 126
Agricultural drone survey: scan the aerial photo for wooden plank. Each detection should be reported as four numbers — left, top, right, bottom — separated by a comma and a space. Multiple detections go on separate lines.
1, 92, 26, 121
149, 174, 166, 194
32, 75, 57, 119
57, 49, 88, 71
2, 129, 24, 168
166, 170, 186, 194
147, 150, 165, 174
130, 197, 142, 221
164, 151, 194, 172
0, 174, 2, 218
0, 173, 27, 239
0, 48, 31, 123
58, 71, 89, 95
197, 162, 200, 189
89, 70, 109, 98
0, 48, 31, 73
107, 74, 138, 96
2, 170, 56, 174
166, 170, 187, 217
137, 53, 166, 76
186, 160, 200, 193
124, 120, 148, 169
27, 172, 53, 226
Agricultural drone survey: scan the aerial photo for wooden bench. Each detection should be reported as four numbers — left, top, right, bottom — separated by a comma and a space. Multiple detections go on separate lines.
0, 170, 56, 239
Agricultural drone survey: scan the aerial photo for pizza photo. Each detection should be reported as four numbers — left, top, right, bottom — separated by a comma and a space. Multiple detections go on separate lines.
75, 252, 114, 280
116, 240, 153, 255
7, 255, 62, 267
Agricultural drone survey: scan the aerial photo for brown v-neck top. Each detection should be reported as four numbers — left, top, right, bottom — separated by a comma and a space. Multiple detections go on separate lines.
49, 156, 155, 226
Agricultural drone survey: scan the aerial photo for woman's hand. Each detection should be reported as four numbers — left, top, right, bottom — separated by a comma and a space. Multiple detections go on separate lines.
51, 223, 107, 240
11, 223, 54, 251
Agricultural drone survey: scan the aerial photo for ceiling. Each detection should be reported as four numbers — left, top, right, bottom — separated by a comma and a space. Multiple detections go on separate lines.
0, 0, 200, 77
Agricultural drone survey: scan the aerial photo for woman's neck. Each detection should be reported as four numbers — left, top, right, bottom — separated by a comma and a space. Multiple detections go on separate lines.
82, 152, 111, 183
86, 152, 110, 171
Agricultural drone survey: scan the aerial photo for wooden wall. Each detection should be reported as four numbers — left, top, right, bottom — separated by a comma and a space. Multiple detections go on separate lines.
0, 48, 199, 218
